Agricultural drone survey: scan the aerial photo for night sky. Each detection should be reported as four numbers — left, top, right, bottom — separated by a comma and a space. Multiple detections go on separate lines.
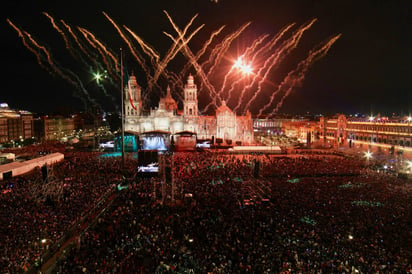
2, 0, 411, 116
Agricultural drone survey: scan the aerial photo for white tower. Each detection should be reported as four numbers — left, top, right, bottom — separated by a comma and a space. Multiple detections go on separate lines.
124, 74, 143, 133
125, 74, 142, 116
183, 74, 198, 117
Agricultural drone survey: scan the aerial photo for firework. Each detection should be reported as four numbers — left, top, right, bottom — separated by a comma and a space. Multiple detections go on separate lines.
9, 10, 339, 115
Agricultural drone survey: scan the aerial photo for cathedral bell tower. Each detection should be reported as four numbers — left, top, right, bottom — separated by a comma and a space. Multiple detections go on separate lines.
125, 74, 142, 116
183, 74, 198, 117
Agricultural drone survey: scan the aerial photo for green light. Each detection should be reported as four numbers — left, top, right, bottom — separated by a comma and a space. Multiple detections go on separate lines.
287, 178, 300, 183
117, 184, 128, 191
351, 200, 383, 207
93, 72, 102, 82
300, 216, 317, 225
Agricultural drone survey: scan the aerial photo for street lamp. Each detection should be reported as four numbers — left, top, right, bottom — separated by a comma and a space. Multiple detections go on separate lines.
406, 160, 412, 173
364, 150, 373, 166
364, 150, 373, 160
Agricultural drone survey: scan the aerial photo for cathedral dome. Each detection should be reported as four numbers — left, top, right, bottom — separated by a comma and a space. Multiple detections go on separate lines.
159, 86, 177, 112
188, 74, 194, 85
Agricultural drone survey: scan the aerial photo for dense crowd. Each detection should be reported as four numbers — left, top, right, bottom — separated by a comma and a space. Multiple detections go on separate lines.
49, 151, 411, 273
0, 143, 136, 272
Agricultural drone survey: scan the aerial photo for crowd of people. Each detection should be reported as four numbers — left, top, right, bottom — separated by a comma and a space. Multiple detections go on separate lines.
0, 143, 136, 272
46, 151, 411, 273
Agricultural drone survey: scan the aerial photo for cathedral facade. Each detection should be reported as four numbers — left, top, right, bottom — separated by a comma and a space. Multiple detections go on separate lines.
124, 75, 254, 145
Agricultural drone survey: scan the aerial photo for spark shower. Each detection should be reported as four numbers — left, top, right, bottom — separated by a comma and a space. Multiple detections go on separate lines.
7, 10, 340, 116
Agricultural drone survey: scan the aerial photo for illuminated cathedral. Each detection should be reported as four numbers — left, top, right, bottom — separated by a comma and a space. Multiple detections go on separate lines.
124, 74, 254, 145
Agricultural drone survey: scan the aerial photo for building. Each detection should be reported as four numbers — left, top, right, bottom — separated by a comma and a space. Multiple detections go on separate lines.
0, 103, 34, 145
0, 115, 7, 144
253, 118, 284, 135
282, 120, 319, 144
253, 115, 320, 145
124, 74, 254, 145
320, 114, 412, 154
33, 116, 75, 142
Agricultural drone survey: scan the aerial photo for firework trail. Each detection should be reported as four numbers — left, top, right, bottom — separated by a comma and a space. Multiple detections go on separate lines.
167, 70, 186, 104
201, 22, 251, 76
163, 13, 221, 111
262, 34, 341, 116
102, 11, 152, 82
202, 22, 251, 76
162, 24, 204, 68
204, 22, 251, 77
10, 10, 339, 116
201, 22, 251, 113
124, 23, 183, 103
231, 23, 295, 110
221, 31, 278, 111
103, 13, 166, 105
180, 25, 226, 77
148, 11, 200, 90
172, 25, 226, 104
214, 61, 238, 104
77, 27, 118, 78
123, 25, 160, 66
43, 12, 77, 59
60, 19, 96, 64
8, 18, 106, 111
223, 34, 269, 103
167, 70, 184, 93
252, 22, 296, 59
240, 19, 317, 114
224, 72, 251, 111
66, 69, 102, 111
240, 33, 270, 61
7, 19, 50, 72
24, 29, 99, 110
73, 27, 119, 90
230, 23, 296, 110
23, 31, 58, 74
89, 33, 118, 71
163, 27, 218, 100
77, 27, 112, 74
233, 25, 295, 82
91, 68, 119, 111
